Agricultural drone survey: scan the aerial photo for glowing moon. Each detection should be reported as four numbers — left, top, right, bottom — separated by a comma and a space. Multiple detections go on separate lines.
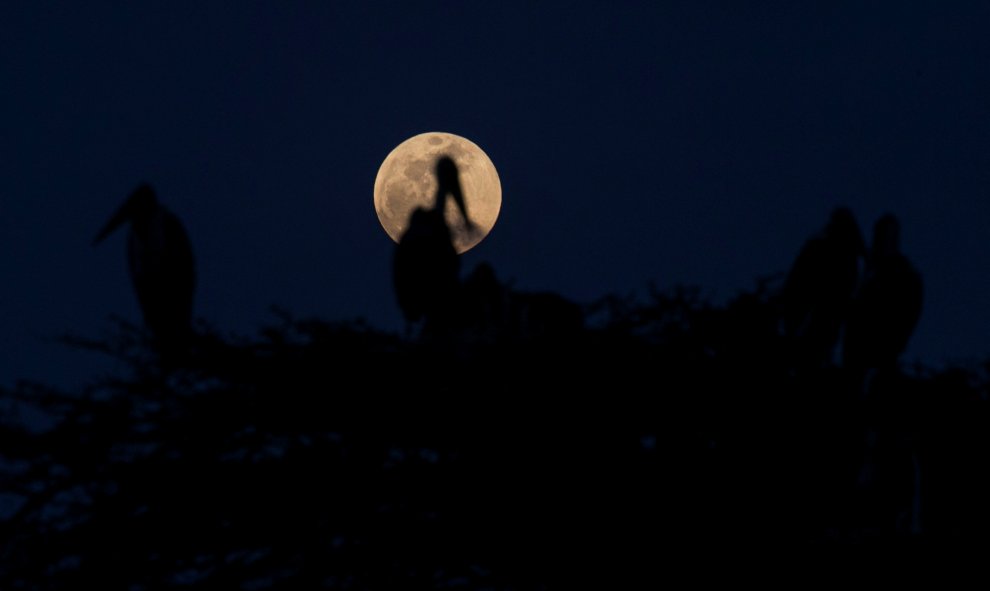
374, 132, 501, 254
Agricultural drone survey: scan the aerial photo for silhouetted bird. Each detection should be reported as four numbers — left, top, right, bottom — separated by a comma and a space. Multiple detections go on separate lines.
780, 207, 865, 368
393, 156, 474, 336
94, 183, 196, 358
460, 262, 509, 344
459, 263, 584, 344
842, 217, 924, 537
843, 214, 923, 374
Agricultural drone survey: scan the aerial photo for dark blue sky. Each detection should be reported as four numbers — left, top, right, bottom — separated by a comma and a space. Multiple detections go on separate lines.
2, 2, 989, 386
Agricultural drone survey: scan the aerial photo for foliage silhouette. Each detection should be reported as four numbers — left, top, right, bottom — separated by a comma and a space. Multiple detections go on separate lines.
1, 275, 988, 588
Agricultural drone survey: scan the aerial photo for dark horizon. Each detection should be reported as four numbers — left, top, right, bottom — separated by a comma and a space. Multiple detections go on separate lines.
2, 272, 986, 586
3, 2, 990, 387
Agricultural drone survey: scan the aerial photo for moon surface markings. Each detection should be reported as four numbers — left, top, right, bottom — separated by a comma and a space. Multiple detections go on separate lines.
374, 132, 501, 254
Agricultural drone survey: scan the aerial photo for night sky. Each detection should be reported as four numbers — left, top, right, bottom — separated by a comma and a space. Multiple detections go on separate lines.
2, 2, 989, 387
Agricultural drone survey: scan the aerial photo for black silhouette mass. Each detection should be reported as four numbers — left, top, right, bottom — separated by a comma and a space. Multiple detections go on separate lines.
844, 214, 924, 374
393, 156, 473, 335
780, 207, 865, 368
93, 183, 196, 356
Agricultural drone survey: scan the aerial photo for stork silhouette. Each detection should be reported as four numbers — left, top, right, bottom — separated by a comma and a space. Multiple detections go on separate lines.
94, 183, 196, 359
843, 213, 923, 375
393, 156, 474, 337
843, 214, 924, 535
460, 262, 508, 344
780, 207, 865, 368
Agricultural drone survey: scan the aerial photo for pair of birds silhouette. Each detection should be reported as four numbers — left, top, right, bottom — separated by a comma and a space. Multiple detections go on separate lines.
94, 157, 472, 357
781, 208, 925, 535
781, 207, 923, 377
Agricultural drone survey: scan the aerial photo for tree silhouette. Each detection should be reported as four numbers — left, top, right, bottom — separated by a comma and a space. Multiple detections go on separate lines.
1, 267, 988, 588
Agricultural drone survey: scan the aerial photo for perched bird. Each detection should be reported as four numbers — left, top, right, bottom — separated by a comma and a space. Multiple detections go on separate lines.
94, 183, 196, 357
843, 214, 923, 374
841, 216, 924, 536
459, 263, 584, 344
393, 156, 473, 336
460, 262, 509, 344
780, 207, 865, 368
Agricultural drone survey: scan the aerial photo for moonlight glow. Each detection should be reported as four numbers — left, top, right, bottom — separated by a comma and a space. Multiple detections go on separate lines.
374, 132, 501, 254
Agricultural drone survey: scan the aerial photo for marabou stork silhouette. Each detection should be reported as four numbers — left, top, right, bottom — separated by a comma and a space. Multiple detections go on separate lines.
94, 183, 195, 359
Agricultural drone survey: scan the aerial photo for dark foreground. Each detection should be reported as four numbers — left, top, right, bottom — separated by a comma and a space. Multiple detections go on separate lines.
1, 289, 988, 588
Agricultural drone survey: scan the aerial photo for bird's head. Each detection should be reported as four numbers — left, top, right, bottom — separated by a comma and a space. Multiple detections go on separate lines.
93, 183, 158, 246
827, 206, 866, 256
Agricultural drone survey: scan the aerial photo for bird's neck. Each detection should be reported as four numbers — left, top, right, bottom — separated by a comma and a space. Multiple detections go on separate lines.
132, 215, 153, 234
432, 190, 448, 213
131, 207, 163, 236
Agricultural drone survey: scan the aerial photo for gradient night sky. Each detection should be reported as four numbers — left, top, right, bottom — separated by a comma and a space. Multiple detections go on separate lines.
2, 2, 989, 387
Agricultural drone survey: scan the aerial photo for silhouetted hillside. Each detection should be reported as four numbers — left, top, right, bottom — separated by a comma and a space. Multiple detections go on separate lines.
1, 283, 988, 588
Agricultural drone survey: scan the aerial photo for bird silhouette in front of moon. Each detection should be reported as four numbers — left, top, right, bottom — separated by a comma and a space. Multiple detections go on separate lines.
374, 132, 500, 254
393, 156, 475, 337
94, 183, 196, 360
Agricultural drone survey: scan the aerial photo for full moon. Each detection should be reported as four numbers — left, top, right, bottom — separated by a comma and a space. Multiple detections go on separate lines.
374, 132, 501, 254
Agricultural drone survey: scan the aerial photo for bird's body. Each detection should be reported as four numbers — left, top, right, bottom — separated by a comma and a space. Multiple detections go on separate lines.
843, 215, 923, 373
95, 184, 195, 357
843, 215, 924, 532
458, 263, 583, 344
393, 156, 473, 336
127, 206, 195, 350
460, 262, 509, 344
780, 207, 865, 367
393, 207, 459, 326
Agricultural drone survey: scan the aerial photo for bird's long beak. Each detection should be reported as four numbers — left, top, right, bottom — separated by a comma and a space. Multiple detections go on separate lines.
92, 201, 131, 246
448, 177, 475, 231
